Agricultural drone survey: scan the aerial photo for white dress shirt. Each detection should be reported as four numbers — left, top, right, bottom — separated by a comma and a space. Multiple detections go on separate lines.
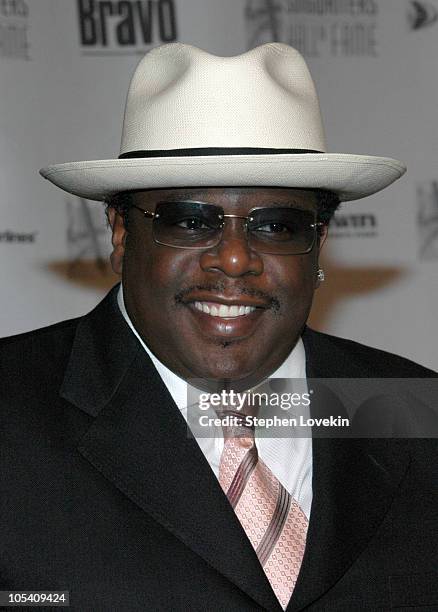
117, 286, 313, 518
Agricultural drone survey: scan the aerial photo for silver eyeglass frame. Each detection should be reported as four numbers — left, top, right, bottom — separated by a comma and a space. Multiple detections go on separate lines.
130, 200, 325, 254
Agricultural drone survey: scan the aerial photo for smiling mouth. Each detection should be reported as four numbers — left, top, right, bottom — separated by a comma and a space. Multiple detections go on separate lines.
182, 296, 268, 341
193, 301, 256, 318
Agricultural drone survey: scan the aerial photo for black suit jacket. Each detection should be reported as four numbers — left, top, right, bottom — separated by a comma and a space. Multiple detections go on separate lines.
1, 286, 437, 611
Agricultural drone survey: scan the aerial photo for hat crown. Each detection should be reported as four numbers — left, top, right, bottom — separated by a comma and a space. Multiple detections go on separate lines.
40, 42, 406, 203
120, 42, 327, 155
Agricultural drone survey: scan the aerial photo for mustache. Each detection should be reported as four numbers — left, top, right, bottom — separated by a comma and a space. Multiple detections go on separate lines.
174, 283, 280, 311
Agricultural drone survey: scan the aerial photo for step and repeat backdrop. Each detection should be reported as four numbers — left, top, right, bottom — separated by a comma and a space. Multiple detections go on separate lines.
1, 0, 437, 369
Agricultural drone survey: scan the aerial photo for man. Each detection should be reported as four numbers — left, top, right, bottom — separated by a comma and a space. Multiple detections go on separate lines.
2, 43, 437, 611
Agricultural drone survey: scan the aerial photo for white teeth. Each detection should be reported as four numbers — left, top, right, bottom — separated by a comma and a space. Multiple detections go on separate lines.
218, 304, 228, 318
193, 301, 256, 318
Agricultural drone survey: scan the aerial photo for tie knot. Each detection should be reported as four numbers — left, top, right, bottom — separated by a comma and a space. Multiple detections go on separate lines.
216, 408, 255, 443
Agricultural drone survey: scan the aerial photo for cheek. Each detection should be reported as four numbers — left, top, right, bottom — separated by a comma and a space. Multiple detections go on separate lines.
264, 254, 316, 311
124, 233, 196, 306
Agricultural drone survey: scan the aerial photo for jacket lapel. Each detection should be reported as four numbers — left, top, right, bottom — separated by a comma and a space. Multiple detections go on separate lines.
289, 436, 411, 611
61, 286, 281, 611
287, 328, 412, 611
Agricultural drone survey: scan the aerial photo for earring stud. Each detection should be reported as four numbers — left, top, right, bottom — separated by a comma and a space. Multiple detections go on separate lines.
317, 268, 325, 282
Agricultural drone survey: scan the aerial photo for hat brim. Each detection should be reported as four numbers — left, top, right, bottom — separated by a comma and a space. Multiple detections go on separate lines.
39, 153, 406, 202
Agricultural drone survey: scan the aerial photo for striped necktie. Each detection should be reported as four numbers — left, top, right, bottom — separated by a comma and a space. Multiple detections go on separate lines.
218, 412, 308, 610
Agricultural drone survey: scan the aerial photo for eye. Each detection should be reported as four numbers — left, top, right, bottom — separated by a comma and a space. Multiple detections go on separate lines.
254, 222, 292, 234
175, 217, 211, 230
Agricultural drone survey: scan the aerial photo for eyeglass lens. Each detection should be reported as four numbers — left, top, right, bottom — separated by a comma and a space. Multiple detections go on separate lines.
152, 201, 317, 254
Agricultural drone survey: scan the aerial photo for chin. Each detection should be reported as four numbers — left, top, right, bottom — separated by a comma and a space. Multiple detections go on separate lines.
187, 351, 265, 384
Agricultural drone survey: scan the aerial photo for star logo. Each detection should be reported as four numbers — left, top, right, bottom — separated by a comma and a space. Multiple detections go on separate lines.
408, 0, 438, 30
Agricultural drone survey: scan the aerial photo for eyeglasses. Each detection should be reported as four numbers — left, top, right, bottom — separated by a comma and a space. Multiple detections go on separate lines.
131, 200, 324, 255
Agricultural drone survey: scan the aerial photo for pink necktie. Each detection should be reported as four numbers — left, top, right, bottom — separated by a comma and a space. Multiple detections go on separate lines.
218, 414, 308, 609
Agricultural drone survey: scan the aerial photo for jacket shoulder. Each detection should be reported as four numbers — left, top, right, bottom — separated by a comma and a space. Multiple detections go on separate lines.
303, 327, 437, 377
0, 317, 82, 392
0, 316, 81, 352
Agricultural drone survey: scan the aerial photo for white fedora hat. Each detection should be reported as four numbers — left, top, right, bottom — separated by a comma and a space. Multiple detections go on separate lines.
40, 42, 406, 202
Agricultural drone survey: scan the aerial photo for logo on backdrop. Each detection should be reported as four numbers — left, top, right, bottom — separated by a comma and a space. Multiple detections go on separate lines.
416, 182, 438, 259
77, 0, 178, 56
245, 0, 379, 57
408, 1, 438, 30
0, 229, 37, 243
329, 212, 378, 238
48, 198, 117, 289
0, 0, 30, 60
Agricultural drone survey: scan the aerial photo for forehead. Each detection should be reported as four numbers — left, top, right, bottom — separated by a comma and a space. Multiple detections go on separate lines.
130, 187, 319, 211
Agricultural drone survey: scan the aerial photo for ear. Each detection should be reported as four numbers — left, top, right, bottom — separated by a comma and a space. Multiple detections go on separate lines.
314, 224, 329, 289
107, 207, 127, 276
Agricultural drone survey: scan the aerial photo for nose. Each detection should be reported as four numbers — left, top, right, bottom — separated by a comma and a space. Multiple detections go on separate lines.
199, 217, 264, 277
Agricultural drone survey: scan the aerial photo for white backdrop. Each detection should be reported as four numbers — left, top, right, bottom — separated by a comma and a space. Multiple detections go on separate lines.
1, 0, 437, 370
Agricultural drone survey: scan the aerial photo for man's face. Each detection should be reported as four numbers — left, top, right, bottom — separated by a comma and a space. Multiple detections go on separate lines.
109, 187, 326, 386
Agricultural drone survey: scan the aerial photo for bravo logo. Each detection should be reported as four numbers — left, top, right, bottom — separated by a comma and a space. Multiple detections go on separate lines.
77, 0, 177, 51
